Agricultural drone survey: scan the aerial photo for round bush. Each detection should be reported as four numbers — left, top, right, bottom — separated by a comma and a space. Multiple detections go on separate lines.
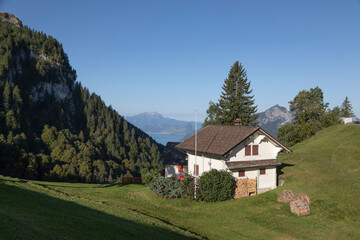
180, 173, 195, 199
149, 176, 183, 199
141, 168, 160, 185
198, 169, 235, 202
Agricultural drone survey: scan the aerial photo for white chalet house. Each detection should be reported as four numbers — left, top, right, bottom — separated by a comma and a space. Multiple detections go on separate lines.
159, 142, 188, 178
176, 125, 291, 193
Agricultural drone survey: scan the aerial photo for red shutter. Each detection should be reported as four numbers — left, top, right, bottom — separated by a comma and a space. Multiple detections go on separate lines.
178, 165, 183, 173
194, 165, 199, 176
260, 168, 266, 175
252, 145, 259, 155
239, 170, 245, 177
245, 145, 251, 156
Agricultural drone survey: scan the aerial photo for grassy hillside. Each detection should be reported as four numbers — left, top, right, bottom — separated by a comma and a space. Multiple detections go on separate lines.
1, 125, 360, 239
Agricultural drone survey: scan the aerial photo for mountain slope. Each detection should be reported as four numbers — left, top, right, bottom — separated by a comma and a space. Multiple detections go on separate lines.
1, 125, 359, 239
0, 13, 161, 183
258, 105, 294, 136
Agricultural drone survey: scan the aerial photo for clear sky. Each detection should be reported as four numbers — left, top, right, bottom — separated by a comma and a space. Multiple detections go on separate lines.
1, 0, 359, 121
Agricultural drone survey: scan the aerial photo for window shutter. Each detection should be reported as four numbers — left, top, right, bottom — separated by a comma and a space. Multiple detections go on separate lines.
178, 165, 183, 173
260, 168, 266, 175
252, 145, 259, 155
239, 170, 245, 177
194, 165, 199, 176
245, 145, 251, 156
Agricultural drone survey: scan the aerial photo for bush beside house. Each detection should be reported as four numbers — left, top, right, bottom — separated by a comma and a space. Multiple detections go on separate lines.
198, 169, 236, 202
148, 176, 183, 199
145, 169, 236, 202
141, 168, 160, 185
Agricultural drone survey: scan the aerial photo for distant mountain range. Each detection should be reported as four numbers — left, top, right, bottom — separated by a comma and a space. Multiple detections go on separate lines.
125, 112, 202, 145
127, 105, 293, 145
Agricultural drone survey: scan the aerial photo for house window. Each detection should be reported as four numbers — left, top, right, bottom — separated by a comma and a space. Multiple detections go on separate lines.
245, 145, 252, 156
238, 170, 245, 177
252, 145, 259, 155
178, 165, 183, 173
194, 164, 199, 176
260, 168, 266, 175
245, 144, 259, 156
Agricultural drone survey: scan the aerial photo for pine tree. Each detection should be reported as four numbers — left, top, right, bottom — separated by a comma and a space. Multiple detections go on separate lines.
3, 81, 11, 112
340, 96, 354, 117
204, 61, 258, 126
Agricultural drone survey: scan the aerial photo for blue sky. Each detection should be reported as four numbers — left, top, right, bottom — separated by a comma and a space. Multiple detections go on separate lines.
1, 0, 359, 121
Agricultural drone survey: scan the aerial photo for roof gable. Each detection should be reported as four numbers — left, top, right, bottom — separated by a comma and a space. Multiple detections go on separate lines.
176, 125, 259, 156
176, 125, 291, 156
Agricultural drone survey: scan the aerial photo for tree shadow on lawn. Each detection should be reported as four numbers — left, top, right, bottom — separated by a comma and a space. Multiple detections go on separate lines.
0, 176, 130, 189
0, 180, 199, 240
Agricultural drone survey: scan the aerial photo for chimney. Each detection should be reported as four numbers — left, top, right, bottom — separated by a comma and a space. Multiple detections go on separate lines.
235, 118, 242, 126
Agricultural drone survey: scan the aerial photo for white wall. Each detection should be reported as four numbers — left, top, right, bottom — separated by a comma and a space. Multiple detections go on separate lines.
165, 164, 188, 178
228, 132, 282, 162
341, 117, 356, 125
185, 131, 281, 191
187, 153, 226, 176
231, 167, 277, 190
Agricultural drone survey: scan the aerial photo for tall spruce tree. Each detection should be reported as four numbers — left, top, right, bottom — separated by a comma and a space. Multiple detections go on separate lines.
340, 96, 354, 117
204, 61, 258, 126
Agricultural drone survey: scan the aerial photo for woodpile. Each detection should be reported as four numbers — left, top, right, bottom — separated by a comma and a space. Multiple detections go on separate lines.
290, 200, 310, 216
278, 190, 311, 216
234, 178, 257, 199
277, 190, 295, 203
292, 193, 311, 205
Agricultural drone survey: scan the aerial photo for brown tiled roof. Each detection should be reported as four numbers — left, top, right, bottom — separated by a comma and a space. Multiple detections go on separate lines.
176, 125, 259, 156
226, 159, 281, 170
159, 142, 187, 165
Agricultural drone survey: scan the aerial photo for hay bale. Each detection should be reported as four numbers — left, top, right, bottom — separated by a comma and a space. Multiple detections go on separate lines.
293, 193, 311, 205
290, 200, 310, 216
277, 190, 295, 203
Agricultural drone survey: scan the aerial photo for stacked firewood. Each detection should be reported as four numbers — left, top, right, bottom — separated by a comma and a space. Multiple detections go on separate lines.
278, 190, 311, 216
234, 178, 257, 198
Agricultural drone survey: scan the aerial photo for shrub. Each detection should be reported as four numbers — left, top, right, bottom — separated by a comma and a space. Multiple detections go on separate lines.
141, 168, 160, 185
149, 176, 183, 199
180, 173, 195, 199
198, 169, 235, 202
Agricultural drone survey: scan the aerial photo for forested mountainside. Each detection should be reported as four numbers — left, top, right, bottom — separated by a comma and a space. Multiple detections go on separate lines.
0, 13, 162, 183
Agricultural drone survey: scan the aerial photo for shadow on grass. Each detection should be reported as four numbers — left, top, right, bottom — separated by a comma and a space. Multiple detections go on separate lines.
36, 182, 130, 189
0, 179, 199, 240
277, 163, 295, 177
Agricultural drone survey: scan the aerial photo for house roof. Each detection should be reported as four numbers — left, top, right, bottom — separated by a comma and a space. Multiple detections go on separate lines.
159, 142, 187, 165
176, 125, 291, 156
226, 159, 281, 170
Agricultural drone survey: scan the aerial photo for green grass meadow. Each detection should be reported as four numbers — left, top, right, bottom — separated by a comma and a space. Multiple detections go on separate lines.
1, 125, 360, 239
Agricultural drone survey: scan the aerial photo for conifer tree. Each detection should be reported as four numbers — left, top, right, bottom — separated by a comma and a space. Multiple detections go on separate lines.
204, 61, 258, 126
340, 96, 354, 117
3, 81, 11, 112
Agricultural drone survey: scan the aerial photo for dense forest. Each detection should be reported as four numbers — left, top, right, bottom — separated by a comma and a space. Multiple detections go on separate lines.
0, 13, 162, 183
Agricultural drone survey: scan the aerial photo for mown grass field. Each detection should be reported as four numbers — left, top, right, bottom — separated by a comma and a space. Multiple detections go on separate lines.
1, 125, 360, 239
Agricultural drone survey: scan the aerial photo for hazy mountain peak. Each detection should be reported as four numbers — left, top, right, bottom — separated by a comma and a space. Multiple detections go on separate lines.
126, 113, 203, 145
139, 112, 163, 118
258, 105, 294, 136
